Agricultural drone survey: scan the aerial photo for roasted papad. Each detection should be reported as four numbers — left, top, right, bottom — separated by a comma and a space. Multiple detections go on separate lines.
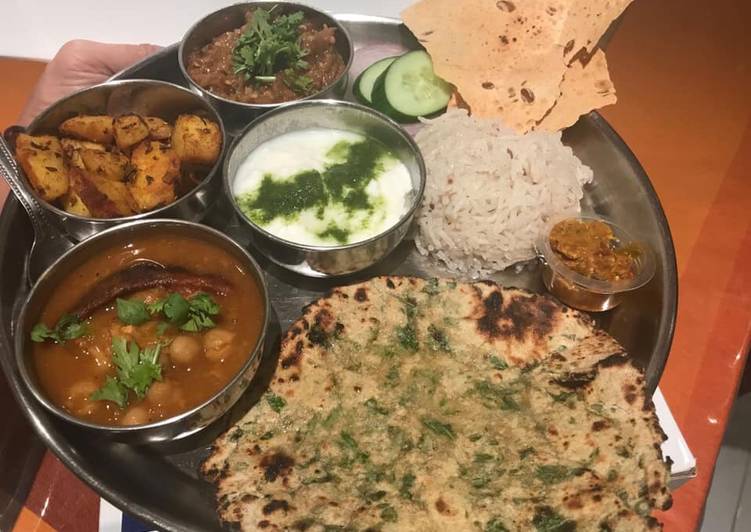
203, 277, 671, 531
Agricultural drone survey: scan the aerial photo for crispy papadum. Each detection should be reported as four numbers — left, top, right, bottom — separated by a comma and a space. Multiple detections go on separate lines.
204, 277, 671, 531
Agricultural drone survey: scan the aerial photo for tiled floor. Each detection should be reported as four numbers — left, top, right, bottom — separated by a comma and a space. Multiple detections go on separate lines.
701, 393, 751, 531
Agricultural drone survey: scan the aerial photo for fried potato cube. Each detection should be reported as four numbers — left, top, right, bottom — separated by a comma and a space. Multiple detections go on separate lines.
171, 114, 221, 166
60, 138, 106, 169
69, 167, 137, 218
144, 116, 172, 140
113, 114, 149, 151
59, 115, 114, 144
15, 134, 69, 201
128, 141, 180, 211
60, 190, 91, 217
80, 149, 130, 181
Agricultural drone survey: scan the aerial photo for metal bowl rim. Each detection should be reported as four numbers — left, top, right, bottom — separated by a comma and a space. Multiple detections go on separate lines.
14, 218, 270, 435
24, 78, 227, 224
222, 98, 427, 252
177, 1, 355, 110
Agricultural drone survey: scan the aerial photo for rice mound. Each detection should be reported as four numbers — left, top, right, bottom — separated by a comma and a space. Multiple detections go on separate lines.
414, 109, 593, 277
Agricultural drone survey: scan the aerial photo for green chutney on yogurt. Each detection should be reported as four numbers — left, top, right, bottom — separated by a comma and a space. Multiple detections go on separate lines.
232, 128, 413, 246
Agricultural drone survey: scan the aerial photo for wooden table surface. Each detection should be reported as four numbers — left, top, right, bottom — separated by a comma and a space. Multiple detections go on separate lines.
3, 0, 750, 530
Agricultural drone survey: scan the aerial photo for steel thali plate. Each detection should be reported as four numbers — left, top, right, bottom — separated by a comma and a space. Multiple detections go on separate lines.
0, 15, 677, 531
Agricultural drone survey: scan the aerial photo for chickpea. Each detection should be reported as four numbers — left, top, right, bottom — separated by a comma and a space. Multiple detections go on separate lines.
169, 335, 202, 364
147, 380, 174, 405
121, 406, 149, 426
203, 328, 235, 361
66, 379, 98, 403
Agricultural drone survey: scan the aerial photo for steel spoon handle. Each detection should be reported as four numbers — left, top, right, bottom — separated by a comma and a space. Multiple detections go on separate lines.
0, 136, 54, 237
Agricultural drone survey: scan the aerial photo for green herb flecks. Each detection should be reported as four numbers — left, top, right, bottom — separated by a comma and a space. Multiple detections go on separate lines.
399, 472, 416, 499
485, 517, 510, 532
489, 355, 509, 370
364, 397, 389, 415
473, 379, 524, 411
427, 324, 450, 352
232, 9, 311, 91
31, 314, 88, 343
337, 431, 369, 464
532, 506, 576, 532
420, 417, 456, 439
266, 393, 287, 413
90, 336, 163, 407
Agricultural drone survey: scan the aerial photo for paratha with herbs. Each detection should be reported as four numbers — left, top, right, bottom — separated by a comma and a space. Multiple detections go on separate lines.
203, 277, 671, 531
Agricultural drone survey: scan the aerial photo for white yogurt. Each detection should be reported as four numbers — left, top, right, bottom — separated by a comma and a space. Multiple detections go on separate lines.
233, 128, 413, 246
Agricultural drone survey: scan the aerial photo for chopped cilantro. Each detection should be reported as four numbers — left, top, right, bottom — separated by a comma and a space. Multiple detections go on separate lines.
396, 324, 418, 351
116, 298, 150, 325
31, 314, 88, 343
90, 336, 163, 407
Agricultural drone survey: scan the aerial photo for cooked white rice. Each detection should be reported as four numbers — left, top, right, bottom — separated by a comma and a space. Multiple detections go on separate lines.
414, 109, 593, 277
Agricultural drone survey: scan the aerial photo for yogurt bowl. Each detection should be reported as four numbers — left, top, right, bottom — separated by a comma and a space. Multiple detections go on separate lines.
223, 99, 426, 277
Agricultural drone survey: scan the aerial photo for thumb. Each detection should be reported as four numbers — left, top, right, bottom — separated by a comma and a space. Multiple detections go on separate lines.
87, 42, 163, 75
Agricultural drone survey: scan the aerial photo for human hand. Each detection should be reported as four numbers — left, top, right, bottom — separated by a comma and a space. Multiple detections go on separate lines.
18, 40, 161, 126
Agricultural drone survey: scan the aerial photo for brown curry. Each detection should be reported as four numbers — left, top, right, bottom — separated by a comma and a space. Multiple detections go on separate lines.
549, 219, 638, 282
187, 8, 345, 104
30, 233, 265, 427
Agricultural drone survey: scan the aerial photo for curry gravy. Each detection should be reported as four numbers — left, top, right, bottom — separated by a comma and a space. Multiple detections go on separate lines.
30, 233, 265, 426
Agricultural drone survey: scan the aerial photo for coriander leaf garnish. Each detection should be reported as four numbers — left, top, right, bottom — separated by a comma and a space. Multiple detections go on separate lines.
90, 376, 128, 408
232, 8, 310, 91
163, 292, 190, 325
116, 298, 150, 325
146, 292, 221, 332
30, 314, 88, 343
90, 336, 164, 407
30, 323, 56, 343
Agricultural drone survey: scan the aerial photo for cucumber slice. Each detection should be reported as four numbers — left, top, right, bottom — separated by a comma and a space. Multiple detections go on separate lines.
354, 56, 397, 104
371, 50, 452, 122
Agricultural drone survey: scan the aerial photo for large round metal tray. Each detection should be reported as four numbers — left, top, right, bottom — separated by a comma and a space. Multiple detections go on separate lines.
0, 15, 677, 531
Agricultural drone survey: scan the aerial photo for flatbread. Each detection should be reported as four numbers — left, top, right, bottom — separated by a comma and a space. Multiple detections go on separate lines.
558, 0, 634, 64
403, 0, 570, 132
537, 50, 617, 131
204, 277, 671, 531
401, 0, 633, 132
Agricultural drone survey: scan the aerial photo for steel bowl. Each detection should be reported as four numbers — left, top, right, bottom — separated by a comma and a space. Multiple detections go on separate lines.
21, 79, 226, 242
15, 219, 269, 444
224, 99, 426, 277
178, 2, 354, 135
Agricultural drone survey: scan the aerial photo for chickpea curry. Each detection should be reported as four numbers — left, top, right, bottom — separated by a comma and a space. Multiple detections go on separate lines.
29, 233, 265, 427
549, 218, 639, 282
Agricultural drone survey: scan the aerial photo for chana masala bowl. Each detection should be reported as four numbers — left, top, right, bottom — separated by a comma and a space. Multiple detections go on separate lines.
15, 219, 268, 442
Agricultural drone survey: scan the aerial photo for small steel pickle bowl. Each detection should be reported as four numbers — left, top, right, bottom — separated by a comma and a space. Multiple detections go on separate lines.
536, 215, 656, 312
178, 2, 354, 135
15, 219, 269, 444
224, 99, 426, 277
19, 79, 227, 242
